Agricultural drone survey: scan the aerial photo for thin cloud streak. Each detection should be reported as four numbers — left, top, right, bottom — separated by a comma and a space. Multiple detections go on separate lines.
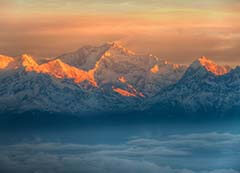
0, 0, 239, 65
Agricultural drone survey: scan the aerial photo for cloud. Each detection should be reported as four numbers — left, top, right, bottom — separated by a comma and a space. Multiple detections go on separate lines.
0, 132, 239, 172
0, 0, 240, 65
0, 151, 238, 173
0, 13, 239, 65
4, 0, 240, 12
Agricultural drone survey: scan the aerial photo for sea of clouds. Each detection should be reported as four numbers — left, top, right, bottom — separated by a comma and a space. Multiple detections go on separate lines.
0, 132, 239, 173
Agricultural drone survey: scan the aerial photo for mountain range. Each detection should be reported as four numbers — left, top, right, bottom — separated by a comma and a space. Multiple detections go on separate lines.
0, 42, 239, 117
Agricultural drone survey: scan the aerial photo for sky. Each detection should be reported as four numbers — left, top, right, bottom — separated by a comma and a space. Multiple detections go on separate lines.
0, 0, 240, 65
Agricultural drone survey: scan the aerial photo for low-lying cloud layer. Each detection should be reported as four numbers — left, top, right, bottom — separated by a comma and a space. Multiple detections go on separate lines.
0, 132, 239, 173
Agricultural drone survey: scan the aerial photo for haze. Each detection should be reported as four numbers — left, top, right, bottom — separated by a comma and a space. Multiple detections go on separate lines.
0, 0, 240, 65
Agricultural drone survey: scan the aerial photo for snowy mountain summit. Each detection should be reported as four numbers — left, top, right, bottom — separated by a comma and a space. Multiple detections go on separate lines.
190, 56, 231, 76
0, 43, 239, 116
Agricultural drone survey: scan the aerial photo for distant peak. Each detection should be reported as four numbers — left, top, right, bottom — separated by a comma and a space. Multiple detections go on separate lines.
106, 41, 123, 48
150, 65, 159, 74
0, 54, 14, 59
198, 56, 214, 66
0, 55, 14, 69
21, 54, 38, 69
21, 54, 35, 62
192, 56, 231, 76
198, 56, 208, 60
105, 41, 136, 55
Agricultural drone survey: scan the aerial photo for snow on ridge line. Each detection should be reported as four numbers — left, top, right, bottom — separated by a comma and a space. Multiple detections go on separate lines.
0, 54, 98, 87
190, 56, 232, 76
0, 55, 14, 69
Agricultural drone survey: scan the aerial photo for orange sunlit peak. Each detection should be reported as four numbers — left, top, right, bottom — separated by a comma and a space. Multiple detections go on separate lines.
18, 55, 98, 87
150, 65, 159, 74
0, 55, 14, 69
173, 64, 181, 69
198, 56, 231, 76
21, 54, 37, 64
21, 54, 39, 71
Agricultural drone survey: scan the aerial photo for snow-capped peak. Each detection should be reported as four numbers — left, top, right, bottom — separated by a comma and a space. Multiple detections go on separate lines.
56, 42, 136, 71
0, 55, 14, 69
56, 42, 135, 71
106, 41, 136, 56
191, 56, 231, 76
150, 65, 159, 73
0, 54, 98, 87
35, 58, 97, 87
21, 54, 39, 70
